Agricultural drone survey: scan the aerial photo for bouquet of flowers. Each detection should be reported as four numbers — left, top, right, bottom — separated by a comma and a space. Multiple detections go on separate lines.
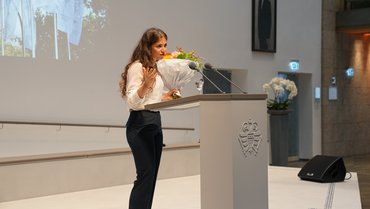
157, 47, 203, 98
163, 47, 204, 69
262, 77, 298, 110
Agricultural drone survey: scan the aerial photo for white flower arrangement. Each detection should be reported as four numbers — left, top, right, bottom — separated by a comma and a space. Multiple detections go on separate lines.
262, 77, 298, 110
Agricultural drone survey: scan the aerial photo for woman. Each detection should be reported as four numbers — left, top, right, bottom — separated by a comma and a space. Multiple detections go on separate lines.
119, 27, 176, 209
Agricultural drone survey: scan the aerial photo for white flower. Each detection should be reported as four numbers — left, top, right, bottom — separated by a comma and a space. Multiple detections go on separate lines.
262, 83, 270, 95
274, 85, 285, 97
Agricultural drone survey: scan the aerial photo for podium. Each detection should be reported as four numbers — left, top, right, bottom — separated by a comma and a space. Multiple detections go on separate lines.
146, 94, 269, 209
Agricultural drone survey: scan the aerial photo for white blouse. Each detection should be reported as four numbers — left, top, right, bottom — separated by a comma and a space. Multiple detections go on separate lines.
125, 62, 164, 110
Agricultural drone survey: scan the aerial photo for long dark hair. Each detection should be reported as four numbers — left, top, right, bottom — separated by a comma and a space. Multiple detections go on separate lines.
119, 28, 168, 97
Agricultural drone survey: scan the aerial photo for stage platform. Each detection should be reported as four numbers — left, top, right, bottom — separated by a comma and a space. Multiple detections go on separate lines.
0, 166, 361, 209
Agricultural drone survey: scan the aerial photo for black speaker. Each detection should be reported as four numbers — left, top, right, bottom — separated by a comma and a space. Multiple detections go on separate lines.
297, 155, 347, 183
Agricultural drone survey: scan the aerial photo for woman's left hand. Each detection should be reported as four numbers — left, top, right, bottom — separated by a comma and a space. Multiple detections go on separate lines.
162, 89, 180, 101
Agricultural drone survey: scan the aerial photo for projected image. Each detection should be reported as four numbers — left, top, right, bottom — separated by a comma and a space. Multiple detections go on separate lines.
0, 0, 107, 60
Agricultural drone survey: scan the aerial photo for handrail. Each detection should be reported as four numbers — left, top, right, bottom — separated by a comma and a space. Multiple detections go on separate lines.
0, 120, 195, 131
0, 143, 200, 165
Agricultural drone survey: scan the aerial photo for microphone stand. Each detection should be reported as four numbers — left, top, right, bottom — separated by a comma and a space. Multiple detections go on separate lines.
196, 70, 225, 94
204, 64, 247, 94
188, 62, 225, 94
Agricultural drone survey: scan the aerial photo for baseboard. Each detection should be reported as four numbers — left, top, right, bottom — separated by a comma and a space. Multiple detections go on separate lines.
288, 156, 299, 162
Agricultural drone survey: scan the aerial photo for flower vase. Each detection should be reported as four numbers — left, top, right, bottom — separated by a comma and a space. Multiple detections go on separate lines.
268, 109, 292, 166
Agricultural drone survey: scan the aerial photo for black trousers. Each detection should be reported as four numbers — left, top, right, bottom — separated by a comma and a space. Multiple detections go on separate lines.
126, 110, 163, 209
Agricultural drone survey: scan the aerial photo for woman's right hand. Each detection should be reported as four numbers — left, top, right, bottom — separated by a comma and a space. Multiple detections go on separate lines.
137, 67, 157, 98
142, 67, 157, 89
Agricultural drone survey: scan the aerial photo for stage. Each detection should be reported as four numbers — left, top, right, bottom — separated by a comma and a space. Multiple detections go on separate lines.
0, 166, 361, 209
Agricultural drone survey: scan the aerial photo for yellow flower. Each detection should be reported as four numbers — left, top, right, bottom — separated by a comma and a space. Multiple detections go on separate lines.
163, 53, 174, 59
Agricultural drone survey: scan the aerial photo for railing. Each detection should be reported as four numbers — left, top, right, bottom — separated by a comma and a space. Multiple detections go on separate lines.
0, 120, 195, 131
0, 143, 200, 166
0, 120, 198, 165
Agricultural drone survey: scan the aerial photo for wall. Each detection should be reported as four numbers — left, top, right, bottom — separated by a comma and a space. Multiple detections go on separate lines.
322, 0, 370, 156
246, 0, 322, 158
0, 0, 322, 158
0, 146, 200, 202
0, 123, 197, 158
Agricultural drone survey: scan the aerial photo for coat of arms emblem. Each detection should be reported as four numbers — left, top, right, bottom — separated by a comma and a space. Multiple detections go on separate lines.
238, 118, 262, 157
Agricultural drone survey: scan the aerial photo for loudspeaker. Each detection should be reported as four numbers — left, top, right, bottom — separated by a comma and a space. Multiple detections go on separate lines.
297, 155, 347, 183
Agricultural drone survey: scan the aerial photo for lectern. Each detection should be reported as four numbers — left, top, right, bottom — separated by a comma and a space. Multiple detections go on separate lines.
146, 94, 268, 209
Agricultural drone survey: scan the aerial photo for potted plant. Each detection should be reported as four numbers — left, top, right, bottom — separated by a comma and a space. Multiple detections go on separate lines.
262, 77, 297, 166
263, 77, 297, 111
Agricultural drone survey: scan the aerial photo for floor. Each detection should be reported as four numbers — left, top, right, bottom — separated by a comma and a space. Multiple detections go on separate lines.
2, 176, 200, 209
288, 154, 370, 209
0, 158, 365, 209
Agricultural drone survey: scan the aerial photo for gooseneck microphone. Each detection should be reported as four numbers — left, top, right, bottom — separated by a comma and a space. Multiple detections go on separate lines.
188, 62, 225, 94
204, 63, 248, 94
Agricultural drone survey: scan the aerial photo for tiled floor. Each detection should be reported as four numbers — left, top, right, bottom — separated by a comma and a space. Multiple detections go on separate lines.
0, 165, 363, 209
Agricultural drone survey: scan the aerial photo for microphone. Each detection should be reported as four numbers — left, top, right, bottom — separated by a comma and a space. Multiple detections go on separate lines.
204, 63, 247, 94
188, 62, 225, 94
